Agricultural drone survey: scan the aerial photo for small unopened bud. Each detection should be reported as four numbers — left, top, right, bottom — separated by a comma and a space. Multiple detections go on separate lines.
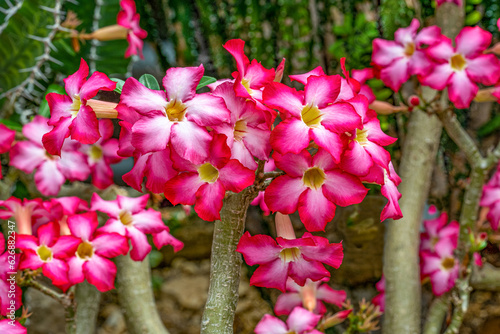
82, 24, 128, 41
274, 58, 286, 83
408, 95, 420, 107
321, 309, 352, 329
86, 100, 118, 119
301, 281, 317, 312
275, 213, 296, 239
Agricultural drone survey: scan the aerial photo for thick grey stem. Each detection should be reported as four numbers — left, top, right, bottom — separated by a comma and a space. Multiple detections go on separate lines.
383, 110, 442, 334
75, 281, 101, 334
115, 254, 169, 334
423, 296, 449, 334
201, 189, 255, 334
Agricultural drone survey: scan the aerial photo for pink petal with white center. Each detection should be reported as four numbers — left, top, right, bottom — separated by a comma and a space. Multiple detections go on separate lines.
185, 94, 231, 126
300, 234, 344, 268
122, 153, 149, 191
9, 141, 46, 173
426, 37, 455, 62
58, 151, 91, 181
448, 71, 477, 109
170, 121, 212, 164
419, 63, 453, 90
456, 26, 492, 58
288, 257, 330, 286
298, 188, 336, 232
262, 83, 304, 117
364, 115, 397, 146
152, 230, 184, 252
64, 59, 89, 98
243, 60, 275, 90
120, 77, 167, 114
51, 236, 81, 258
35, 160, 65, 196
131, 112, 172, 153
18, 250, 44, 270
100, 219, 127, 237
466, 54, 500, 86
69, 105, 100, 144
117, 121, 136, 157
231, 140, 258, 170
207, 133, 232, 168
359, 85, 376, 104
289, 66, 326, 85
250, 260, 289, 292
67, 212, 98, 240
415, 26, 442, 47
317, 284, 346, 307
372, 39, 405, 66
394, 19, 419, 45
67, 256, 85, 285
145, 149, 177, 193
131, 209, 164, 233
255, 314, 288, 334
194, 182, 225, 221
236, 232, 281, 265
286, 307, 322, 333
92, 233, 129, 258
481, 187, 500, 206
46, 93, 73, 124
90, 160, 113, 189
270, 118, 311, 155
84, 255, 117, 291
408, 50, 434, 76
15, 235, 39, 252
242, 125, 271, 158
340, 142, 374, 176
274, 292, 302, 316
165, 173, 203, 205
321, 102, 362, 133
380, 174, 403, 221
79, 72, 116, 101
379, 57, 410, 91
223, 39, 250, 77
0, 320, 27, 334
310, 126, 344, 162
265, 176, 307, 214
304, 75, 341, 108
42, 117, 72, 156
53, 196, 88, 215
90, 194, 121, 217
312, 148, 338, 171
430, 267, 457, 296
163, 65, 204, 102
117, 194, 149, 214
127, 227, 152, 261
218, 160, 255, 193
43, 259, 69, 286
273, 150, 311, 178
364, 142, 391, 169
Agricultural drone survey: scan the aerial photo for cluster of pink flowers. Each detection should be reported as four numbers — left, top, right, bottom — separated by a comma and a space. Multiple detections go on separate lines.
0, 195, 181, 296
372, 20, 500, 109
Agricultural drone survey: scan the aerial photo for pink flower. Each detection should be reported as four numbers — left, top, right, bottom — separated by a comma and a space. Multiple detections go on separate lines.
42, 59, 116, 155
274, 278, 346, 316
10, 116, 90, 196
152, 227, 184, 253
372, 19, 441, 91
421, 238, 459, 296
340, 109, 397, 176
0, 319, 26, 334
372, 276, 385, 312
117, 0, 148, 58
16, 222, 80, 287
212, 82, 272, 170
420, 26, 500, 109
90, 193, 166, 261
351, 68, 376, 104
255, 307, 322, 334
251, 158, 276, 215
0, 197, 45, 235
480, 167, 500, 230
263, 75, 362, 161
66, 212, 129, 292
420, 212, 459, 253
236, 231, 343, 292
32, 197, 89, 236
164, 134, 255, 221
264, 149, 367, 231
436, 0, 462, 6
120, 65, 230, 163
0, 232, 22, 316
80, 120, 123, 189
0, 123, 15, 179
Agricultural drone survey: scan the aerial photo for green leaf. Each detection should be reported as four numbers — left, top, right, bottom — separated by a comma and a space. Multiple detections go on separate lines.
39, 84, 66, 117
0, 119, 23, 131
139, 74, 160, 90
465, 11, 482, 26
196, 76, 217, 90
148, 250, 163, 268
478, 114, 500, 137
110, 78, 125, 94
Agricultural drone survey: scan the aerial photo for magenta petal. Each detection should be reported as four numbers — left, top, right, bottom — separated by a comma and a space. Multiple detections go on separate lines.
262, 82, 304, 117
288, 257, 330, 286
127, 227, 152, 261
163, 65, 204, 101
67, 212, 98, 240
90, 193, 121, 217
9, 142, 46, 173
310, 127, 344, 162
316, 285, 346, 307
223, 39, 250, 77
117, 194, 149, 214
67, 257, 85, 285
273, 150, 311, 177
321, 102, 362, 133
64, 59, 89, 98
265, 175, 307, 214
340, 143, 374, 176
34, 160, 65, 196
466, 54, 500, 86
236, 232, 281, 266
43, 259, 69, 286
132, 209, 165, 233
218, 160, 255, 193
120, 77, 167, 113
448, 71, 477, 109
270, 118, 310, 155
300, 234, 344, 268
122, 153, 149, 191
379, 57, 410, 91
250, 260, 289, 292
456, 26, 491, 58
131, 113, 172, 153
46, 93, 73, 124
42, 117, 72, 156
286, 306, 322, 333
79, 72, 116, 101
304, 75, 341, 108
145, 149, 177, 193
380, 174, 403, 221
323, 170, 367, 206
372, 39, 405, 66
185, 94, 231, 126
419, 63, 453, 90
289, 66, 326, 85
70, 105, 101, 144
255, 314, 288, 334
152, 230, 184, 252
170, 121, 212, 164
92, 233, 129, 258
298, 188, 336, 232
164, 173, 203, 205
194, 182, 225, 221
274, 292, 302, 316
84, 255, 117, 291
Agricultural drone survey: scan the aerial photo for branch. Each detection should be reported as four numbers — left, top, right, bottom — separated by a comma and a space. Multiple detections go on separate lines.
423, 295, 450, 334
470, 262, 500, 291
75, 281, 101, 334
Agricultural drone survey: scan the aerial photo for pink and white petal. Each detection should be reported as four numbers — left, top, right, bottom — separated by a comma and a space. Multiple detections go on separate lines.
364, 117, 397, 146
170, 121, 212, 164
273, 150, 311, 178
312, 148, 338, 171
379, 58, 411, 91
42, 117, 72, 156
244, 60, 275, 89
372, 39, 405, 66
394, 19, 419, 45
288, 257, 330, 286
448, 71, 478, 109
415, 26, 442, 47
58, 151, 91, 181
163, 65, 204, 102
380, 175, 403, 221
230, 140, 258, 170
304, 75, 341, 108
117, 194, 149, 214
323, 170, 368, 206
270, 118, 311, 155
207, 133, 232, 168
79, 72, 116, 101
64, 59, 89, 98
321, 102, 362, 133
218, 160, 255, 193
164, 173, 203, 205
194, 182, 225, 221
90, 194, 121, 217
152, 230, 184, 252
466, 54, 500, 86
298, 189, 336, 232
456, 26, 492, 58
241, 126, 271, 161
286, 307, 322, 333
127, 227, 152, 261
67, 212, 98, 240
310, 127, 344, 163
84, 255, 117, 291
289, 66, 326, 85
131, 209, 164, 233
43, 259, 69, 286
67, 256, 85, 285
364, 142, 391, 169
262, 83, 304, 117
419, 63, 453, 90
426, 38, 455, 62
90, 160, 114, 189
70, 105, 101, 144
185, 94, 230, 126
236, 232, 281, 265
46, 93, 73, 124
300, 234, 344, 268
265, 176, 307, 214
255, 314, 288, 334
122, 153, 149, 191
92, 233, 129, 258
9, 142, 46, 173
145, 149, 178, 193
317, 285, 346, 307
120, 77, 167, 113
223, 39, 250, 77
131, 113, 172, 153
18, 251, 44, 270
430, 269, 454, 296
15, 234, 39, 252
408, 50, 434, 76
99, 219, 127, 236
340, 143, 374, 176
250, 260, 289, 292
274, 292, 302, 316
51, 236, 81, 258
98, 119, 115, 142
34, 160, 65, 196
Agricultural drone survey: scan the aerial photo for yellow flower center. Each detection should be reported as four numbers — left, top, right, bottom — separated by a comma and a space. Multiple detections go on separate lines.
302, 167, 326, 190
441, 257, 455, 270
301, 104, 322, 128
71, 95, 82, 118
119, 211, 134, 225
76, 241, 94, 260
404, 42, 415, 57
354, 128, 369, 146
198, 163, 219, 183
279, 247, 301, 263
233, 119, 248, 141
37, 245, 53, 262
89, 145, 103, 161
450, 54, 467, 71
241, 78, 252, 94
165, 99, 187, 122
